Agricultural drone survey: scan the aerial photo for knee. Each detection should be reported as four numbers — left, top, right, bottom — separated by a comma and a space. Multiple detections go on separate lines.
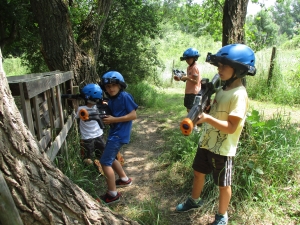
193, 170, 204, 179
219, 186, 231, 192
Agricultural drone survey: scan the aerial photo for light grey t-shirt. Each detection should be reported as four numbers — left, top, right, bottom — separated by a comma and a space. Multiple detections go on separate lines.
76, 105, 103, 139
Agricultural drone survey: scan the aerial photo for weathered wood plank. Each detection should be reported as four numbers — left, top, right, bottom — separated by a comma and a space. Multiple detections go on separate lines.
45, 90, 55, 131
47, 115, 75, 161
23, 72, 73, 99
6, 70, 61, 82
7, 71, 65, 96
19, 83, 34, 134
39, 128, 51, 151
32, 96, 43, 140
56, 86, 64, 128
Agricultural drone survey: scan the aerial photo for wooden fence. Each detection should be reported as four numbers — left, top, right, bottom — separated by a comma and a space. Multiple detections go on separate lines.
7, 70, 76, 161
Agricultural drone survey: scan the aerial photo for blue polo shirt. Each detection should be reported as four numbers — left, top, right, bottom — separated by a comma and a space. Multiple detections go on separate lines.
107, 91, 138, 144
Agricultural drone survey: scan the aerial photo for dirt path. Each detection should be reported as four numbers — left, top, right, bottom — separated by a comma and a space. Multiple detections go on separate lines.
112, 100, 300, 224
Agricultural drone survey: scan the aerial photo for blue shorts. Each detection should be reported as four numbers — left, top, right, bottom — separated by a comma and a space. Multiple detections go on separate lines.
100, 136, 124, 166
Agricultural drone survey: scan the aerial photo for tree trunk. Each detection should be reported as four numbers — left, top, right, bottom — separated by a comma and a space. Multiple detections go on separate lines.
222, 0, 249, 46
29, 0, 112, 85
0, 49, 138, 225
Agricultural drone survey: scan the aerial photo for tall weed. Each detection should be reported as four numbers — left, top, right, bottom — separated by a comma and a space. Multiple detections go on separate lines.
231, 109, 300, 222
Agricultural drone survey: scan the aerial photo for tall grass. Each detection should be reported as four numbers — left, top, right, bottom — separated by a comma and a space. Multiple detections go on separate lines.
246, 47, 300, 106
150, 105, 300, 224
54, 124, 106, 198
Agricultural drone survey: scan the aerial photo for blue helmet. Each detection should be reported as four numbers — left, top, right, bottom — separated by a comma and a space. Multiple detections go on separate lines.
81, 83, 102, 102
100, 71, 127, 90
180, 48, 200, 61
205, 44, 256, 78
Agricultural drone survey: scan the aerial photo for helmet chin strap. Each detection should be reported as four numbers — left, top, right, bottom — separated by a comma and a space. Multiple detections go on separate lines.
222, 72, 237, 90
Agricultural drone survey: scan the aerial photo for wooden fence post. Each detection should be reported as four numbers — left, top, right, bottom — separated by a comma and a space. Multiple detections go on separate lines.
267, 46, 277, 87
170, 59, 174, 85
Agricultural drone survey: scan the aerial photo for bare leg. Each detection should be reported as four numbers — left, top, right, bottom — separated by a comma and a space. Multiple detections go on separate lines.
102, 165, 117, 192
112, 159, 126, 178
218, 186, 231, 215
191, 170, 206, 199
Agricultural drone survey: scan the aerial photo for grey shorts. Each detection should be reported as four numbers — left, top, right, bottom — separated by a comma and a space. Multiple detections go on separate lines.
81, 135, 106, 159
192, 147, 233, 187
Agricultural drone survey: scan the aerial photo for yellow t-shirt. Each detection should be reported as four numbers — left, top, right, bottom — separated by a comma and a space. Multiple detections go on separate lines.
198, 86, 248, 156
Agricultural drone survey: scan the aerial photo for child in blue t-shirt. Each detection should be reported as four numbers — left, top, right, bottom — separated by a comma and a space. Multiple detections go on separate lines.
99, 71, 138, 204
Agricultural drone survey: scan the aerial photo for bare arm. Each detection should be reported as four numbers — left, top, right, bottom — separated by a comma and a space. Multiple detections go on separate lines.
196, 113, 241, 134
181, 75, 199, 84
103, 110, 137, 124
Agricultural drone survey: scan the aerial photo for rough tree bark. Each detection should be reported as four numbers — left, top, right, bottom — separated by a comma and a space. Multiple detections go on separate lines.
29, 0, 112, 85
0, 49, 138, 225
222, 0, 249, 46
222, 0, 249, 87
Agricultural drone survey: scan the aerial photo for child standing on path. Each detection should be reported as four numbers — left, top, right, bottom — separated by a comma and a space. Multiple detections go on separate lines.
174, 47, 202, 113
76, 84, 106, 174
99, 71, 138, 204
175, 44, 256, 225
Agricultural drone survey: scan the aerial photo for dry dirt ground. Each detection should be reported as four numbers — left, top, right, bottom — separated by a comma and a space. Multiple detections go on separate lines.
109, 99, 300, 225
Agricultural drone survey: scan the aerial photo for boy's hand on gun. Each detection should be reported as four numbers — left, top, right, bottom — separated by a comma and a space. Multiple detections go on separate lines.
173, 75, 181, 81
102, 115, 114, 124
196, 112, 207, 125
173, 69, 186, 82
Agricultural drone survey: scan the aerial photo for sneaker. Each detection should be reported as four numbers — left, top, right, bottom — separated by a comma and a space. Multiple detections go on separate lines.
100, 192, 121, 204
175, 196, 204, 212
211, 214, 228, 225
93, 159, 104, 175
115, 178, 132, 187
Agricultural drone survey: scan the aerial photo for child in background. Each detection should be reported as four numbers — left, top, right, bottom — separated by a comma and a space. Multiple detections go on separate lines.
99, 71, 138, 204
76, 84, 106, 174
174, 47, 202, 113
175, 44, 256, 225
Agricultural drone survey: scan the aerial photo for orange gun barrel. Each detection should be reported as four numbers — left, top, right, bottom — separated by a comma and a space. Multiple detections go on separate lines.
79, 108, 89, 121
180, 118, 194, 136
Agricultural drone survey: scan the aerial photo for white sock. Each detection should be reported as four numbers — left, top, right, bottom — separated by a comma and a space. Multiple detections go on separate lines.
108, 190, 118, 197
121, 177, 129, 182
192, 197, 200, 202
219, 212, 228, 218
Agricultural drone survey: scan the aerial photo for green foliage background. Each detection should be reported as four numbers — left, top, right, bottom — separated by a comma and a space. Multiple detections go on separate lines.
2, 0, 300, 224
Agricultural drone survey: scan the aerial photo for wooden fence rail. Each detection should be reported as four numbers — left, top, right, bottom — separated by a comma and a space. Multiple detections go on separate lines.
7, 70, 76, 161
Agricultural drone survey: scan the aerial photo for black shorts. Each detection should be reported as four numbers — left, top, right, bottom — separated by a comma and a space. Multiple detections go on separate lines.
184, 94, 196, 110
81, 135, 106, 159
192, 147, 233, 187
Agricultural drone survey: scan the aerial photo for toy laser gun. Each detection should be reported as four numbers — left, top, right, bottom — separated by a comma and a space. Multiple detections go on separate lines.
173, 69, 186, 81
79, 108, 105, 129
180, 74, 221, 136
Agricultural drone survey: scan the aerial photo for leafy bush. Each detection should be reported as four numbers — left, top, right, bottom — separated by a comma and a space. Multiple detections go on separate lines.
3, 57, 30, 76
126, 82, 160, 108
